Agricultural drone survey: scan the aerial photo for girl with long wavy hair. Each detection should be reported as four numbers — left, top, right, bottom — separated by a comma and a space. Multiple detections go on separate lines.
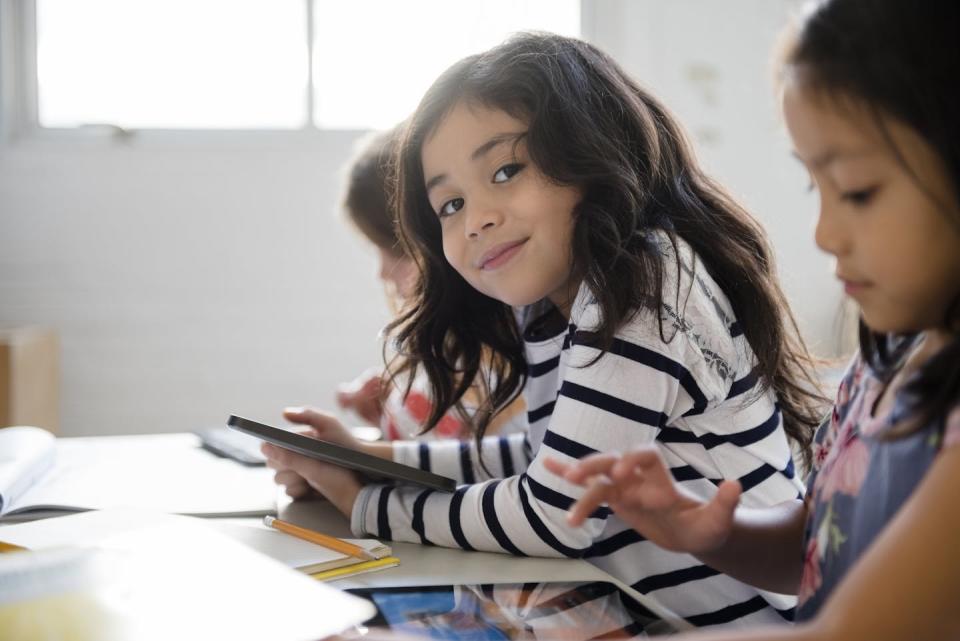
264, 32, 825, 629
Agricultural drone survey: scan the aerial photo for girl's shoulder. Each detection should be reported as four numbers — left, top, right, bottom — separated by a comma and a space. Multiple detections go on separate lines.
572, 231, 750, 402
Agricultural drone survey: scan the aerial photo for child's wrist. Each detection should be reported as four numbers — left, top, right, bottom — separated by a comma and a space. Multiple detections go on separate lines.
362, 441, 395, 461
331, 480, 362, 517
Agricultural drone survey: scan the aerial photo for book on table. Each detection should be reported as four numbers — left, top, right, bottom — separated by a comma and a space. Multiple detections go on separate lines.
0, 509, 375, 641
0, 426, 277, 523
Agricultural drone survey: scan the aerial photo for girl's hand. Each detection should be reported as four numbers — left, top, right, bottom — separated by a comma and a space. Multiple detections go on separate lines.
335, 369, 385, 426
263, 440, 363, 518
543, 448, 742, 555
283, 407, 365, 451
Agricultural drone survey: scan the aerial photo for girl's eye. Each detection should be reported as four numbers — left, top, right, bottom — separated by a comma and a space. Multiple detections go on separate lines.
840, 187, 877, 206
493, 163, 524, 184
438, 197, 464, 218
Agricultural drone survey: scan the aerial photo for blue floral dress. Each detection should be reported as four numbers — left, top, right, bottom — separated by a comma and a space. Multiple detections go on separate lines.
796, 351, 960, 620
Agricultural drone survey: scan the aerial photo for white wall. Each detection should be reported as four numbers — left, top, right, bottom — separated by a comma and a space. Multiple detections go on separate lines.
0, 0, 845, 437
589, 0, 846, 353
0, 139, 393, 436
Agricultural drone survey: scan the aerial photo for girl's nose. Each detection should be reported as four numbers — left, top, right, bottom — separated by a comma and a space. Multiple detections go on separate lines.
814, 201, 849, 257
465, 203, 502, 239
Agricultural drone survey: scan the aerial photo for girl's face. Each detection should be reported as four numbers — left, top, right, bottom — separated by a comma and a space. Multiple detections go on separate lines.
420, 101, 582, 314
783, 80, 960, 335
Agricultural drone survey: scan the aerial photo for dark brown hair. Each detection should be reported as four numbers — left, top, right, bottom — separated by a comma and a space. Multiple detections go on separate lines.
342, 124, 405, 255
786, 0, 960, 435
390, 32, 827, 464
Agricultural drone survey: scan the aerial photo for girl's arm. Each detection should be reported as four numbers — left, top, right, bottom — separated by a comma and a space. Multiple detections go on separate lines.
545, 449, 807, 594
554, 442, 960, 641
348, 324, 718, 556
696, 500, 807, 595
662, 443, 960, 641
284, 404, 532, 482
391, 432, 532, 483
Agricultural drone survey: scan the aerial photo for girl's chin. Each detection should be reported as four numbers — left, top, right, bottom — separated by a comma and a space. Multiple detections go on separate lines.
481, 289, 544, 308
859, 309, 926, 336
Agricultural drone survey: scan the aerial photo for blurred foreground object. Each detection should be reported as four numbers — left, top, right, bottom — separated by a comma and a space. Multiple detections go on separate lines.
0, 509, 375, 641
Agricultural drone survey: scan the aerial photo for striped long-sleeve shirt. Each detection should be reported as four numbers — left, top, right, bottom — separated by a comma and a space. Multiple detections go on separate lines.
350, 235, 803, 628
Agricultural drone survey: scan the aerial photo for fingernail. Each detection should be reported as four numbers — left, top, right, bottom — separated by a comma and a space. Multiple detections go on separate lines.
284, 406, 304, 414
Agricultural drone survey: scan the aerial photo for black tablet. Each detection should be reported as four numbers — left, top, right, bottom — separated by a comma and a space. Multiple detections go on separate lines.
346, 581, 682, 639
226, 415, 456, 492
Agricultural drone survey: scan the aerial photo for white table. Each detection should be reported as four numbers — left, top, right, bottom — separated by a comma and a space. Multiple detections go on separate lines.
271, 496, 689, 629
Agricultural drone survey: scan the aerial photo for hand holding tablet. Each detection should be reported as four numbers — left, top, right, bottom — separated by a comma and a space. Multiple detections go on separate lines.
227, 415, 456, 492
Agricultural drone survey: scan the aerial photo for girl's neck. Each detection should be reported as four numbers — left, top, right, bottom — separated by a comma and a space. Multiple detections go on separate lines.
918, 329, 953, 363
548, 279, 582, 321
873, 329, 954, 420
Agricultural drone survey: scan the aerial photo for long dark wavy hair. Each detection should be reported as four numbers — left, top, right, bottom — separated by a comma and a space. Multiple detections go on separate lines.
388, 32, 826, 465
786, 0, 960, 436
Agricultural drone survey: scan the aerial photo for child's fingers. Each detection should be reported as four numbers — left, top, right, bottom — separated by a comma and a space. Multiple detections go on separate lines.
284, 406, 332, 425
335, 389, 355, 408
271, 447, 338, 489
611, 448, 671, 487
567, 475, 615, 526
354, 399, 383, 426
262, 443, 287, 469
709, 480, 742, 516
359, 375, 384, 395
273, 469, 304, 487
273, 469, 299, 485
284, 407, 341, 434
609, 448, 661, 478
542, 456, 572, 478
271, 468, 311, 498
680, 480, 740, 547
558, 453, 622, 484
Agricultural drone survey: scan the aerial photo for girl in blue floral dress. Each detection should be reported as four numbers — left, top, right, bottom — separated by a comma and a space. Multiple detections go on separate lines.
547, 0, 960, 638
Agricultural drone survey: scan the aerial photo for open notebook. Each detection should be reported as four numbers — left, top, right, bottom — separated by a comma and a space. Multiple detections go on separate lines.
0, 510, 375, 641
211, 521, 399, 580
0, 427, 277, 522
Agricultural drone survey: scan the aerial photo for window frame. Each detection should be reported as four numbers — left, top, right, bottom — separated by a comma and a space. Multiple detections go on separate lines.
1, 0, 595, 148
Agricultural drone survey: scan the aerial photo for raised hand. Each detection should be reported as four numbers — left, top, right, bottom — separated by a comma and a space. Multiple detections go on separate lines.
543, 448, 742, 555
335, 369, 385, 426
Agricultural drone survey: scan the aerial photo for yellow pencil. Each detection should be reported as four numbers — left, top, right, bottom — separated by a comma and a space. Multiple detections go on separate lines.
263, 516, 376, 561
310, 556, 400, 582
0, 540, 26, 553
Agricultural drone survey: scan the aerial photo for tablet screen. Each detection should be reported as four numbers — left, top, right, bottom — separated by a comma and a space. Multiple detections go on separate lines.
346, 581, 679, 639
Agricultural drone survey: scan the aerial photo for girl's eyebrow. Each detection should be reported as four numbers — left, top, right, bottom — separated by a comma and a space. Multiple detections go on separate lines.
425, 131, 526, 195
792, 147, 880, 169
470, 131, 525, 161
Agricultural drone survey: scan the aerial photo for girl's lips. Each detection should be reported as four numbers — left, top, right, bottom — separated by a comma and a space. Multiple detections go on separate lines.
841, 279, 871, 296
478, 239, 528, 270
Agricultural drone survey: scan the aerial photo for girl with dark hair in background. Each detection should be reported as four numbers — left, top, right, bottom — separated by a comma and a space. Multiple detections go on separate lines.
549, 1, 960, 638
264, 32, 825, 629
283, 125, 525, 449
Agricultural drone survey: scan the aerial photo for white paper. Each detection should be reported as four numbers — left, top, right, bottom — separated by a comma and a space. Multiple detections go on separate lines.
1, 433, 277, 521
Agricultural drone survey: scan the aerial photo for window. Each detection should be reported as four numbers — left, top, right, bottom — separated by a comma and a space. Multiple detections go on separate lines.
27, 0, 581, 132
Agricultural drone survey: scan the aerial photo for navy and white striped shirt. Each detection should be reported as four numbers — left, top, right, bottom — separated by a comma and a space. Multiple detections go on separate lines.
351, 234, 803, 628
